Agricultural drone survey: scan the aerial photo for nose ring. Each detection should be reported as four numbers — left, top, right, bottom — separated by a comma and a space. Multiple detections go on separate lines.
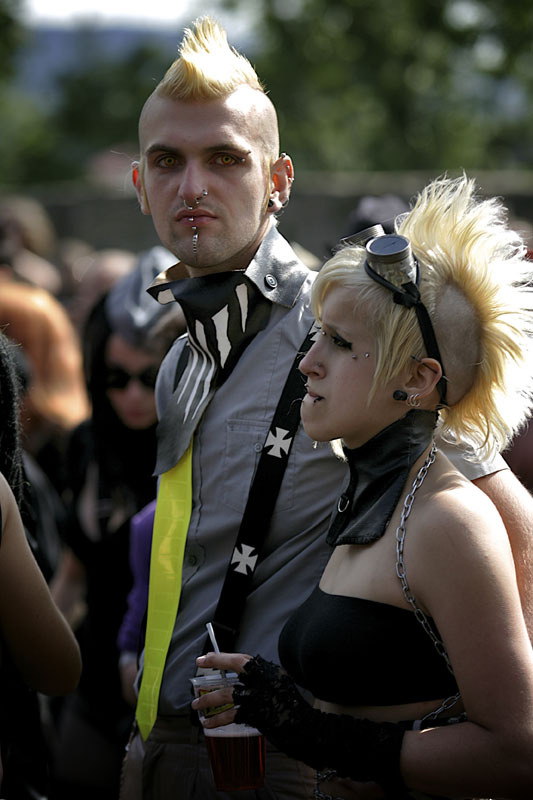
184, 189, 208, 211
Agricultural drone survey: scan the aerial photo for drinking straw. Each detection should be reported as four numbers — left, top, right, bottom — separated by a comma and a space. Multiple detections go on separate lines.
206, 622, 228, 685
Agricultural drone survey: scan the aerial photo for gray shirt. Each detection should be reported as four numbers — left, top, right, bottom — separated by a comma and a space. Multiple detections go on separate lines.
152, 230, 345, 715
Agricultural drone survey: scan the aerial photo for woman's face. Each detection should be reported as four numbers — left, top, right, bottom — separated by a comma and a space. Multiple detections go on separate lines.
299, 286, 403, 449
105, 334, 159, 430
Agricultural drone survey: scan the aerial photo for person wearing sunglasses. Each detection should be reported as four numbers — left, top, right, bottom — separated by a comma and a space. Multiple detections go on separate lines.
50, 293, 172, 800
193, 175, 533, 800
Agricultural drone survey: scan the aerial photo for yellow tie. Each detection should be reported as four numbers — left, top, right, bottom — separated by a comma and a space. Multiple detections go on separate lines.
135, 444, 193, 740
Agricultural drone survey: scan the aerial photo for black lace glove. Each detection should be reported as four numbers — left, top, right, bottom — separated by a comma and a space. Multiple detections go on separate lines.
233, 655, 406, 795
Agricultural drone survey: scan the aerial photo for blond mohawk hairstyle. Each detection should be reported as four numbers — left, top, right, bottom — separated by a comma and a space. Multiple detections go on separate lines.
156, 16, 265, 101
397, 175, 533, 461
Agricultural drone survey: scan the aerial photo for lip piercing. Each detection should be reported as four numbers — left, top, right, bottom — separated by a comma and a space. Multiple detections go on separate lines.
192, 226, 199, 261
184, 189, 208, 211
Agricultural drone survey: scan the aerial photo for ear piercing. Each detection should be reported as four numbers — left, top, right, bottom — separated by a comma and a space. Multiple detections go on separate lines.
184, 189, 208, 211
392, 390, 421, 407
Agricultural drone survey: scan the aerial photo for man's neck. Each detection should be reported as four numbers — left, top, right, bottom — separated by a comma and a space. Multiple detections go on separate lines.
184, 220, 273, 278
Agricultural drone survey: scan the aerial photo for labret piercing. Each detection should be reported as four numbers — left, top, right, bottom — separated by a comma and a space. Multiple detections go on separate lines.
183, 189, 208, 211
182, 190, 208, 262
305, 382, 322, 405
192, 226, 199, 263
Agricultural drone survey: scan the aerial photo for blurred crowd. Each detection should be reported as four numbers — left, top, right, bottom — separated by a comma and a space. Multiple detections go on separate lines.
0, 192, 183, 798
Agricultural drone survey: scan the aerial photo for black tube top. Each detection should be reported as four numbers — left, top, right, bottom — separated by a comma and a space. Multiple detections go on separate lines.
278, 586, 458, 706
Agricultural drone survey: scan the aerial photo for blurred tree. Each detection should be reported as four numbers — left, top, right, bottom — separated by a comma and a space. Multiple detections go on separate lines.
51, 37, 174, 177
222, 0, 533, 171
2, 0, 533, 186
0, 0, 51, 187
0, 0, 24, 82
1, 28, 175, 185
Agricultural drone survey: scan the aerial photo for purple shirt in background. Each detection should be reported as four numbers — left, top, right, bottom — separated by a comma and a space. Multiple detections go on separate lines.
117, 499, 156, 656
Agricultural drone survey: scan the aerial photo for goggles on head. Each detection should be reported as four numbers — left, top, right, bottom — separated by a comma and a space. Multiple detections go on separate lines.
339, 225, 448, 406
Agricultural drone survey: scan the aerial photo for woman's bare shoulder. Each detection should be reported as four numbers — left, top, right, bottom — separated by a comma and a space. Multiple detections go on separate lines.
410, 462, 513, 599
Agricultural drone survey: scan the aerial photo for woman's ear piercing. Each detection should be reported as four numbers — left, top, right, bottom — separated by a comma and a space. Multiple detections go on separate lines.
268, 199, 274, 208
393, 390, 408, 402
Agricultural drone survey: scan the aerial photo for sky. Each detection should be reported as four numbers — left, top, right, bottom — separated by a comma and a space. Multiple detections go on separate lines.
22, 0, 243, 28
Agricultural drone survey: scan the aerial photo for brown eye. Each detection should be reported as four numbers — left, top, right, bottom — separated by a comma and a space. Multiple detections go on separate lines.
216, 154, 237, 166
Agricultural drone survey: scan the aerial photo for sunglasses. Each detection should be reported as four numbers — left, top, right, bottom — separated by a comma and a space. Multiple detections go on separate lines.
105, 365, 159, 391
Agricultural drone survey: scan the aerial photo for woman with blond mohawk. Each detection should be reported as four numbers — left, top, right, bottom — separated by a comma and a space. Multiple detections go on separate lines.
195, 175, 533, 800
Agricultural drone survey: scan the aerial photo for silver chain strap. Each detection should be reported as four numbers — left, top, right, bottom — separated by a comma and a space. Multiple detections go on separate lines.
395, 442, 454, 675
395, 441, 463, 724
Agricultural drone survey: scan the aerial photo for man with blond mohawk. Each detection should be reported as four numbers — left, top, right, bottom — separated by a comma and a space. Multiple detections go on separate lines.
120, 16, 533, 800
121, 16, 346, 799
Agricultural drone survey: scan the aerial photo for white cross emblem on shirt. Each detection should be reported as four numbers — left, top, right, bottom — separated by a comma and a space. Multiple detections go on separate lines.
231, 544, 258, 575
264, 427, 292, 458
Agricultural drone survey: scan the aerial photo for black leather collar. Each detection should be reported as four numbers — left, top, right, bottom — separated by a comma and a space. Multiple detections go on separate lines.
326, 410, 437, 547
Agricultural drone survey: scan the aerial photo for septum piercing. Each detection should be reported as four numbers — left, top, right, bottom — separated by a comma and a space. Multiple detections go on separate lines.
184, 189, 208, 211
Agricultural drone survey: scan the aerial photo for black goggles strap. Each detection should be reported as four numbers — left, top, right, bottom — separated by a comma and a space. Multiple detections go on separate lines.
364, 257, 448, 406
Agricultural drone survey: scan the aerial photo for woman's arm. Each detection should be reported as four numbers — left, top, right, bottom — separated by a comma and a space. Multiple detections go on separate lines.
0, 473, 81, 695
473, 467, 533, 639
398, 483, 533, 798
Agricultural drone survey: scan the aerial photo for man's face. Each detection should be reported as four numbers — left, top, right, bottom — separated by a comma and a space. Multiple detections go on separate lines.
136, 88, 274, 276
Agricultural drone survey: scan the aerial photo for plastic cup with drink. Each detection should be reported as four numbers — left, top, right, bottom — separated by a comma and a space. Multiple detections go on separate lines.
190, 624, 266, 791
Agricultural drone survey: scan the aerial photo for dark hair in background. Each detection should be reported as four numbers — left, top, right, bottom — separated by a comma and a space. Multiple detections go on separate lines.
79, 295, 158, 515
346, 194, 410, 237
0, 331, 25, 508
